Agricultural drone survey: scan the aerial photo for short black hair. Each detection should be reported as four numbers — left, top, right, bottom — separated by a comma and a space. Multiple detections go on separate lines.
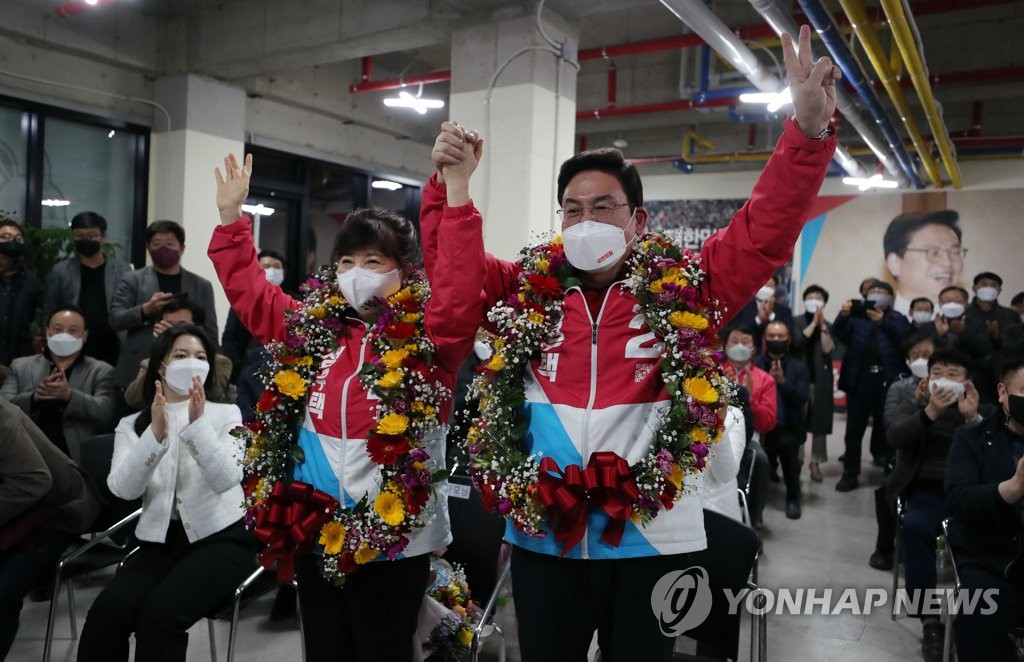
999, 355, 1024, 383
867, 281, 894, 297
900, 332, 934, 360
909, 297, 934, 311
939, 286, 969, 302
330, 208, 422, 268
70, 211, 107, 233
146, 220, 185, 245
557, 148, 643, 209
258, 249, 286, 267
726, 325, 757, 341
859, 277, 879, 296
161, 298, 206, 328
48, 303, 88, 328
927, 347, 973, 377
1012, 292, 1024, 307
0, 219, 23, 235
883, 210, 962, 258
802, 284, 829, 303
973, 271, 1003, 287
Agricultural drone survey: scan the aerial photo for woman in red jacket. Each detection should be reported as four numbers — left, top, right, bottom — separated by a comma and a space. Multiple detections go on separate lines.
208, 153, 483, 661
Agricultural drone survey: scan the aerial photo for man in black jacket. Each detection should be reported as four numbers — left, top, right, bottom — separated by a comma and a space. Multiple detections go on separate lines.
755, 321, 810, 519
946, 356, 1024, 662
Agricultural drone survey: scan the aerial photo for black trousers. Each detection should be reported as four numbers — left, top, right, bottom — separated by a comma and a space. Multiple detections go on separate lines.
295, 551, 428, 662
77, 519, 256, 662
954, 562, 1024, 662
0, 531, 71, 660
511, 546, 694, 662
843, 370, 888, 476
763, 430, 801, 501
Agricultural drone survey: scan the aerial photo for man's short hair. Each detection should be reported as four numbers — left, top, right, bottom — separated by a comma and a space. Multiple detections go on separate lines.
802, 284, 829, 303
258, 249, 286, 267
48, 304, 88, 328
900, 332, 934, 360
161, 299, 206, 328
0, 219, 23, 235
859, 277, 879, 296
909, 297, 934, 311
867, 281, 894, 297
939, 286, 970, 301
973, 271, 1003, 287
1000, 356, 1024, 383
726, 324, 757, 341
1012, 292, 1024, 307
883, 210, 962, 258
70, 211, 107, 234
927, 347, 973, 376
146, 220, 185, 245
557, 148, 643, 209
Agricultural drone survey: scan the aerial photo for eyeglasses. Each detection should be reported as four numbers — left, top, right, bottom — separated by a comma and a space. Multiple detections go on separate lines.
556, 203, 635, 223
904, 246, 967, 261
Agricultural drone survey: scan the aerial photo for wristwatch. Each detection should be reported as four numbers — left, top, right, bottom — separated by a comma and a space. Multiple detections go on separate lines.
809, 126, 835, 140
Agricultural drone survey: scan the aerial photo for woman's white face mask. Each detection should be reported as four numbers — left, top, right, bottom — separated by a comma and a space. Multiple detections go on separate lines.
162, 358, 210, 395
562, 214, 636, 273
337, 267, 402, 312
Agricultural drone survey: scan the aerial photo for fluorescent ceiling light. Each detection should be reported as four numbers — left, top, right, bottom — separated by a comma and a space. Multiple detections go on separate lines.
85, 0, 99, 4
739, 86, 792, 113
242, 203, 275, 216
372, 180, 403, 191
42, 199, 71, 206
108, 130, 115, 138
612, 137, 629, 149
383, 91, 444, 115
842, 174, 900, 191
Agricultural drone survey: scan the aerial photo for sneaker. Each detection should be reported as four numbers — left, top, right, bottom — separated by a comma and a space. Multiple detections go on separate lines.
809, 462, 823, 483
785, 499, 802, 520
869, 550, 894, 571
835, 474, 859, 492
922, 620, 945, 662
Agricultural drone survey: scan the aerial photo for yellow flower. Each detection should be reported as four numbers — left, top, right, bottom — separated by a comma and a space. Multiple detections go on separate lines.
527, 310, 546, 325
458, 627, 473, 647
309, 306, 327, 319
374, 491, 406, 525
291, 356, 313, 367
377, 413, 410, 435
327, 295, 342, 306
691, 428, 710, 444
251, 477, 268, 503
354, 544, 379, 565
245, 440, 263, 463
518, 293, 526, 304
378, 370, 403, 389
274, 370, 307, 399
319, 521, 345, 555
684, 377, 718, 405
668, 311, 709, 331
391, 287, 414, 304
649, 275, 684, 295
668, 464, 684, 489
401, 312, 422, 324
381, 348, 409, 370
487, 354, 506, 371
535, 258, 550, 273
551, 235, 563, 246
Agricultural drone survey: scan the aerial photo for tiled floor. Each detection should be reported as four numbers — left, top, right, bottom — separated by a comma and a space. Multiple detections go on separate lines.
11, 415, 931, 661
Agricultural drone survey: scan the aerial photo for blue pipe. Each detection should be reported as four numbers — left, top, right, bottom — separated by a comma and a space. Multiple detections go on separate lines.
729, 110, 782, 123
694, 44, 713, 104
705, 85, 757, 100
672, 160, 695, 174
796, 0, 925, 189
953, 147, 1023, 157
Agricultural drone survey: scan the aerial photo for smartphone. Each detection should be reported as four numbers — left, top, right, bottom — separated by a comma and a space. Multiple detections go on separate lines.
850, 300, 876, 317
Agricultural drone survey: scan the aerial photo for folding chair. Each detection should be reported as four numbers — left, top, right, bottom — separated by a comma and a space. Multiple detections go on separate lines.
445, 473, 510, 662
43, 433, 141, 662
737, 445, 761, 583
891, 494, 906, 622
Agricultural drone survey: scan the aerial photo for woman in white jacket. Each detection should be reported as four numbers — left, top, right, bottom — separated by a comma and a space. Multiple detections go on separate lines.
702, 406, 747, 523
77, 324, 256, 662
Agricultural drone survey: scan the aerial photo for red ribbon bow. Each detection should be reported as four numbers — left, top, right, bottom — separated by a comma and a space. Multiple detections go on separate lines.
535, 452, 640, 556
253, 480, 339, 581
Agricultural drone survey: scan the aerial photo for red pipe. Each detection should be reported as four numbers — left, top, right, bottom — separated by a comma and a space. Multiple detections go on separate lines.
578, 135, 588, 152
951, 136, 1024, 149
348, 70, 452, 94
607, 63, 617, 108
360, 57, 372, 83
578, 96, 736, 120
747, 123, 758, 151
55, 0, 117, 17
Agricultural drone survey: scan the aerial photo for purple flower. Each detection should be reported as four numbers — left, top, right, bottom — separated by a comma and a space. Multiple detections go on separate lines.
385, 538, 408, 560
392, 399, 409, 414
323, 315, 344, 330
400, 471, 419, 490
690, 442, 710, 458
305, 277, 323, 290
694, 455, 707, 471
410, 447, 429, 462
285, 334, 304, 348
655, 448, 674, 473
496, 498, 513, 514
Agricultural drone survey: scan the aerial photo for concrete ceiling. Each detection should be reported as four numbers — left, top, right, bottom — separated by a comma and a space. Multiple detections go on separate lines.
4, 0, 1023, 180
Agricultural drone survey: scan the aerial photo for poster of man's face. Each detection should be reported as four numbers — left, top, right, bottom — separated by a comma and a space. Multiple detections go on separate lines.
883, 210, 966, 310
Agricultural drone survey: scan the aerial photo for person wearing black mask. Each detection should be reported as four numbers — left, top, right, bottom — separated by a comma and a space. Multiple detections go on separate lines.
0, 219, 39, 368
755, 320, 810, 519
946, 357, 1024, 662
43, 211, 131, 368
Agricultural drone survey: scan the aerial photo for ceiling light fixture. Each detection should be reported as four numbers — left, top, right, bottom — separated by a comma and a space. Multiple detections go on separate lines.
371, 180, 403, 191
739, 86, 792, 113
612, 136, 629, 149
42, 199, 71, 206
84, 0, 99, 4
382, 90, 444, 115
842, 174, 900, 191
241, 203, 275, 216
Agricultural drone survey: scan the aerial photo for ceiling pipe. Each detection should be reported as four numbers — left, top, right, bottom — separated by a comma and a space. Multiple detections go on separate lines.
55, 0, 118, 17
880, 0, 963, 188
838, 0, 943, 187
658, 0, 866, 178
748, 0, 902, 183
578, 95, 738, 120
607, 63, 617, 108
796, 0, 925, 189
348, 70, 452, 94
360, 57, 372, 83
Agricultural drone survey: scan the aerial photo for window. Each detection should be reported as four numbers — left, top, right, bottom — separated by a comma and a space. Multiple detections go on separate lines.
0, 105, 28, 222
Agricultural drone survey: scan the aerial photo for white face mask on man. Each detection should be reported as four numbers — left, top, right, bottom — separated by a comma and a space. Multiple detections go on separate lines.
47, 332, 83, 357
911, 310, 934, 325
337, 267, 402, 312
264, 267, 284, 286
562, 214, 636, 273
929, 377, 966, 399
803, 298, 824, 314
976, 286, 999, 302
162, 358, 210, 395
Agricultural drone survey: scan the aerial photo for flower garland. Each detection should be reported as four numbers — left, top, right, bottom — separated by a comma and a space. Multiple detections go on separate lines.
238, 266, 449, 586
465, 232, 736, 544
423, 557, 480, 660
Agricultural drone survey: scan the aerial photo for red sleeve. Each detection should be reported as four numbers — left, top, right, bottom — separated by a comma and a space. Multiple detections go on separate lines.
751, 368, 778, 435
207, 217, 300, 345
699, 117, 835, 331
420, 174, 446, 282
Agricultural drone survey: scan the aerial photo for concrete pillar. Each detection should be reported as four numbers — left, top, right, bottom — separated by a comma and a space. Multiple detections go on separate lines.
448, 11, 578, 260
150, 74, 246, 338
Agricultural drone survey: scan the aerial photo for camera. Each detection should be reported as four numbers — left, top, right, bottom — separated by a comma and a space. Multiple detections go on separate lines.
850, 300, 876, 317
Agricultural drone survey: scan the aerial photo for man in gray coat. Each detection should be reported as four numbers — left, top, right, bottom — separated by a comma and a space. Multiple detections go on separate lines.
109, 220, 218, 388
43, 211, 131, 368
0, 306, 119, 462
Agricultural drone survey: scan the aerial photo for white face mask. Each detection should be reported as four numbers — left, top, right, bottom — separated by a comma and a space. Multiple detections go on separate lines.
562, 215, 636, 273
756, 285, 775, 302
907, 358, 930, 379
264, 267, 284, 286
929, 377, 966, 399
940, 301, 965, 319
337, 267, 402, 313
47, 332, 83, 357
162, 357, 210, 395
473, 340, 492, 361
726, 344, 753, 363
976, 286, 999, 302
912, 310, 934, 325
803, 298, 824, 314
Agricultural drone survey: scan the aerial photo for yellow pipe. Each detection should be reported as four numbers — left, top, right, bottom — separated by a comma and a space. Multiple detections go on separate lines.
880, 0, 963, 188
839, 0, 943, 188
